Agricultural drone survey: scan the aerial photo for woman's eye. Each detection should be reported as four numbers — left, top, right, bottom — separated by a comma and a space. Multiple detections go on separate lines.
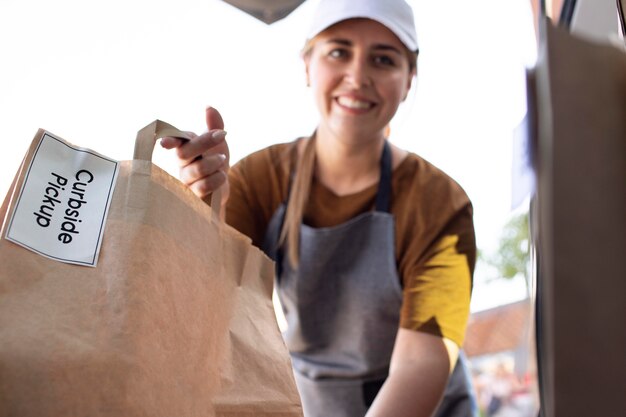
328, 49, 347, 59
374, 55, 396, 66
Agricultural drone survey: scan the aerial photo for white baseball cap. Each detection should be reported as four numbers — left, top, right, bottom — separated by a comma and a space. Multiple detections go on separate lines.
306, 0, 419, 52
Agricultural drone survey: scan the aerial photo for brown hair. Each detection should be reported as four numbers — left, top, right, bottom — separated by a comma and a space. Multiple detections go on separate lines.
278, 134, 317, 268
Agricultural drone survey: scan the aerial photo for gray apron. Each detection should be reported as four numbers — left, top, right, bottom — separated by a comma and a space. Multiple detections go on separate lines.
262, 142, 477, 417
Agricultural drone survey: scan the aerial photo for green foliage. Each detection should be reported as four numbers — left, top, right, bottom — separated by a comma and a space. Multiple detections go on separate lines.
485, 211, 530, 281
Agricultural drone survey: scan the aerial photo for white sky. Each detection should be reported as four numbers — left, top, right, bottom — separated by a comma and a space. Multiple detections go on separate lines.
0, 0, 537, 311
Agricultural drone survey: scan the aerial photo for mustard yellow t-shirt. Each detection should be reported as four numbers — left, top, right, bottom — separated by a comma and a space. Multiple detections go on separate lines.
226, 140, 476, 346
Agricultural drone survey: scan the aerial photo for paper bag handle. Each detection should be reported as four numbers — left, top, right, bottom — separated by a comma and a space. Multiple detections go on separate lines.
134, 120, 224, 220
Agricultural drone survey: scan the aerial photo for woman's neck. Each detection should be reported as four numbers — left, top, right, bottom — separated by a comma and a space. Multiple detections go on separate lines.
312, 128, 385, 196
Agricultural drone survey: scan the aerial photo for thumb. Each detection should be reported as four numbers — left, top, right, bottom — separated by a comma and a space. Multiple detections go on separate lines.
206, 106, 225, 131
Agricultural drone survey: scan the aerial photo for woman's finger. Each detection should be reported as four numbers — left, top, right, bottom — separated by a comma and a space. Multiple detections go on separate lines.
179, 153, 227, 187
160, 131, 198, 149
176, 130, 227, 166
187, 170, 228, 198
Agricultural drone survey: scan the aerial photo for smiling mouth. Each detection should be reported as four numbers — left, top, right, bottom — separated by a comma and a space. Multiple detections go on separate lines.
336, 96, 375, 110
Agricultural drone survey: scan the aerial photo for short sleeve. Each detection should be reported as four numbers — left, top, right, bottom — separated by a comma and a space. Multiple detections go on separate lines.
399, 205, 476, 347
225, 143, 294, 248
226, 158, 267, 246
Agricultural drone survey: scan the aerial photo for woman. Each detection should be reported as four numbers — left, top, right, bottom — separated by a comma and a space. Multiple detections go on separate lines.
162, 1, 477, 416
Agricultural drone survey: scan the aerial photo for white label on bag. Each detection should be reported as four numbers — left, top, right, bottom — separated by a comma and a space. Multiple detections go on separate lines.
5, 131, 119, 267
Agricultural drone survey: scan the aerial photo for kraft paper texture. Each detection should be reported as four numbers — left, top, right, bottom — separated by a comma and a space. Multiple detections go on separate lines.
0, 121, 303, 417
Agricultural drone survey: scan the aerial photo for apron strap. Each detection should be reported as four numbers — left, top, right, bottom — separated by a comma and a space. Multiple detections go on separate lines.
374, 140, 392, 213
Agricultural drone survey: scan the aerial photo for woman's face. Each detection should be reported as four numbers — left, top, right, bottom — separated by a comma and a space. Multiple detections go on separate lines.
304, 18, 414, 144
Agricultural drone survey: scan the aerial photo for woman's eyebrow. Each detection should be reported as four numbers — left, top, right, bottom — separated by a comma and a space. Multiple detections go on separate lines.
324, 38, 352, 47
324, 39, 403, 55
372, 44, 403, 55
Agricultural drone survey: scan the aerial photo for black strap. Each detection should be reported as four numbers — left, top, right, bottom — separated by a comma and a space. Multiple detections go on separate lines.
374, 141, 392, 213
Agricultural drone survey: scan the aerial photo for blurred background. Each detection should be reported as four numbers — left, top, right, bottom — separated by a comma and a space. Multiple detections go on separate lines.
0, 1, 541, 416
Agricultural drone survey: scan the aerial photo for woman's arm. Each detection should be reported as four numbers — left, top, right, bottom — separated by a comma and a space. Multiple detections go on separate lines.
365, 329, 459, 417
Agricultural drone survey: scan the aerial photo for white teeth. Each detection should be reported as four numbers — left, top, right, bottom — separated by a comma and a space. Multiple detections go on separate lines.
337, 97, 372, 109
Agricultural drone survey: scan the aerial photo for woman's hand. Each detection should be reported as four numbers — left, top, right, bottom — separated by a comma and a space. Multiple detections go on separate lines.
160, 107, 230, 202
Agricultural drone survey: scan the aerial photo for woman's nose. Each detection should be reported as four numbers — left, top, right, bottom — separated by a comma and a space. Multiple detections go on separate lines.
344, 59, 372, 88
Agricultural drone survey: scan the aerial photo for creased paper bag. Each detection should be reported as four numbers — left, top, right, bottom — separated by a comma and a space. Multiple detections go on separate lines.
0, 121, 303, 417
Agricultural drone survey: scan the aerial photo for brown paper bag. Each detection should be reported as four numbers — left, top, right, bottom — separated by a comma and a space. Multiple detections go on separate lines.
0, 121, 303, 417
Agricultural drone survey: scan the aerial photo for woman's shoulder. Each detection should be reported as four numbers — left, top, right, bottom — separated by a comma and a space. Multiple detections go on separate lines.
235, 140, 295, 165
233, 140, 299, 177
393, 151, 471, 209
226, 140, 302, 245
